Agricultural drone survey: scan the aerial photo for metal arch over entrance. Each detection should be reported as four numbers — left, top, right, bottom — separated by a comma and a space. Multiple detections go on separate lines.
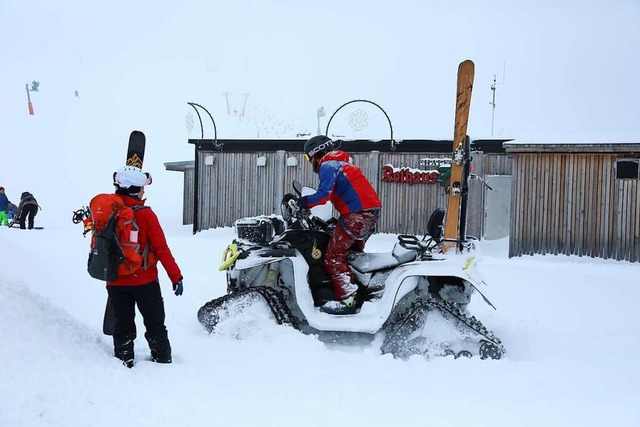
325, 99, 396, 150
187, 102, 221, 234
187, 102, 220, 149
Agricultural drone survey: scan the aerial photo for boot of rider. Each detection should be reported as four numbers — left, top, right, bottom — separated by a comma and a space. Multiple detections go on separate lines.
320, 280, 358, 315
114, 333, 136, 368
146, 331, 172, 364
320, 294, 358, 315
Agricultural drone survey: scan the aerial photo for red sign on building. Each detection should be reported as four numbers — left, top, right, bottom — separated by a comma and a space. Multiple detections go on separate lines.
380, 164, 440, 186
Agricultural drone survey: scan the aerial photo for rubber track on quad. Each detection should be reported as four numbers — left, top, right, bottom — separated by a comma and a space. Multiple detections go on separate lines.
381, 296, 505, 359
197, 286, 299, 333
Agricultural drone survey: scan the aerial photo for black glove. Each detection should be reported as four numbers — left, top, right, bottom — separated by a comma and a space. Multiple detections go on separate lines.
173, 280, 184, 296
298, 196, 308, 210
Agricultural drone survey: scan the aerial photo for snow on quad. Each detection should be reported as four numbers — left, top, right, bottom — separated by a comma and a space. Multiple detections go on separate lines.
198, 183, 504, 360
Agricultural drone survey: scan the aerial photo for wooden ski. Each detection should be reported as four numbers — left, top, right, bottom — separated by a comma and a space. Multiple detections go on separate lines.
443, 60, 474, 253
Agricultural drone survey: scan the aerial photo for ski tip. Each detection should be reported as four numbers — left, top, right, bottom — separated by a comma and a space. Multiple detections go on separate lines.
459, 59, 475, 69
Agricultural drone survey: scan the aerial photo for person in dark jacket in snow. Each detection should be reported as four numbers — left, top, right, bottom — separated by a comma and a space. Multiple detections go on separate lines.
0, 187, 11, 226
108, 166, 184, 368
16, 191, 39, 230
297, 135, 382, 315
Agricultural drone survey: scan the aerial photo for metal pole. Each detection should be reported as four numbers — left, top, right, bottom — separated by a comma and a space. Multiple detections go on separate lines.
316, 107, 325, 136
25, 83, 34, 115
223, 92, 231, 115
490, 75, 496, 136
240, 93, 249, 121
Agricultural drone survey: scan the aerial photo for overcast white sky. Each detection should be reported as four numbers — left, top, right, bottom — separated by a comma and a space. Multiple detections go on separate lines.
2, 0, 639, 145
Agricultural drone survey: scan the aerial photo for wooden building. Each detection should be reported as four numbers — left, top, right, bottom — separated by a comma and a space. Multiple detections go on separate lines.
165, 139, 640, 263
505, 142, 640, 262
165, 138, 511, 238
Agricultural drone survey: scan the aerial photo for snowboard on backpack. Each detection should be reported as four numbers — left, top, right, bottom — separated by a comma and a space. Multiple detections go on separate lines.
443, 60, 474, 253
100, 130, 146, 336
126, 130, 146, 168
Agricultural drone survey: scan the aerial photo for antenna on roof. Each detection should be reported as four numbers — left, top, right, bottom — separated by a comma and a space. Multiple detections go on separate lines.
490, 61, 506, 136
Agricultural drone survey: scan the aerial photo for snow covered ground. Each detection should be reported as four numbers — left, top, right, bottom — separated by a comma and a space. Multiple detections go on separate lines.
1, 223, 639, 427
2, 1, 640, 425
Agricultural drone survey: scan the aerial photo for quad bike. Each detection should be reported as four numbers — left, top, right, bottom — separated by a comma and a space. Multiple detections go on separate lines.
198, 181, 504, 360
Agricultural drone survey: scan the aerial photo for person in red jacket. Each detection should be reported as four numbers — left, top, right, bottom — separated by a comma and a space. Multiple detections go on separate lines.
109, 166, 183, 367
298, 136, 382, 315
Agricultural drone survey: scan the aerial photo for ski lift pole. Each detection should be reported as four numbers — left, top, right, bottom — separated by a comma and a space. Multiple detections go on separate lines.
25, 83, 34, 115
25, 81, 39, 115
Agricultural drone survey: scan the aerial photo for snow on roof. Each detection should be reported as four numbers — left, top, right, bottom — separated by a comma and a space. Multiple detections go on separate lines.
504, 141, 640, 153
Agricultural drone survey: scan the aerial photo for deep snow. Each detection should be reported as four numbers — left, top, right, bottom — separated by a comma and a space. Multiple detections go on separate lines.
1, 224, 639, 427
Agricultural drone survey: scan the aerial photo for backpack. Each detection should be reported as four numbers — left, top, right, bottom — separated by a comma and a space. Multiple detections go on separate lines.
87, 194, 151, 281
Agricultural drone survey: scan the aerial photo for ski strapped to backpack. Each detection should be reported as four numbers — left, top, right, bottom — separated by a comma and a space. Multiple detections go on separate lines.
87, 194, 154, 282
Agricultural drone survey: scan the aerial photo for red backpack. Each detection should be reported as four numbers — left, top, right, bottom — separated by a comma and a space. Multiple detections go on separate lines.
87, 194, 151, 281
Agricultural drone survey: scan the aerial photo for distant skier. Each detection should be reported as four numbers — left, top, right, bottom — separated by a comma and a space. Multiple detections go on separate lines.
0, 186, 11, 226
16, 191, 40, 230
295, 135, 382, 315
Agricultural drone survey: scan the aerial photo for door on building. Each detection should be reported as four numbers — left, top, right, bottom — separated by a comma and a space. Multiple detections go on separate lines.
484, 175, 511, 240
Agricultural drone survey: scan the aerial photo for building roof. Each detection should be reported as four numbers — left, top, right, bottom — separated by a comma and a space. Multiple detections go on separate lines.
187, 138, 513, 154
504, 142, 640, 154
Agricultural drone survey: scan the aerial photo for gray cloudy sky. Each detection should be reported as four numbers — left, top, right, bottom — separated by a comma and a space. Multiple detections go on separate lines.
2, 0, 639, 144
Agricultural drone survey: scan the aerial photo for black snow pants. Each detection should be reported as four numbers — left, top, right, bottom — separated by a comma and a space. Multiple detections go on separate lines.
107, 280, 172, 363
19, 204, 38, 229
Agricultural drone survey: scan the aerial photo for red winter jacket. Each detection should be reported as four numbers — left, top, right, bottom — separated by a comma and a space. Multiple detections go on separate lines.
107, 195, 182, 287
302, 150, 382, 216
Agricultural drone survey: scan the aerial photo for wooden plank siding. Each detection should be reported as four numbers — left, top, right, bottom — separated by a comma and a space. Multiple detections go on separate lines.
177, 150, 501, 237
164, 161, 195, 225
505, 143, 640, 262
482, 153, 512, 175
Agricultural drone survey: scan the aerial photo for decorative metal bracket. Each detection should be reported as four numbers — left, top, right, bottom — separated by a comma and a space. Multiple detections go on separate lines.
325, 99, 396, 150
187, 102, 221, 150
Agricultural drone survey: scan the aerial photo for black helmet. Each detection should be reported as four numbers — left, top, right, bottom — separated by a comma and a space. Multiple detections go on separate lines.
303, 135, 334, 162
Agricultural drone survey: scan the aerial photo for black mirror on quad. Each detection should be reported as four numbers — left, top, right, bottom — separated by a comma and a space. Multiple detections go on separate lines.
427, 208, 445, 242
281, 193, 298, 223
293, 180, 303, 196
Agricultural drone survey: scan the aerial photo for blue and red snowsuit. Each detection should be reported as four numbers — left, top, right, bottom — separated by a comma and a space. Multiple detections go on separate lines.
299, 150, 382, 300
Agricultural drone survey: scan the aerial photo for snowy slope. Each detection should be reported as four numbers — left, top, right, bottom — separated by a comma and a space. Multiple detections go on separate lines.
1, 225, 639, 427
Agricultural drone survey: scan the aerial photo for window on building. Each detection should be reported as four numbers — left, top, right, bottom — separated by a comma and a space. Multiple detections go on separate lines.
616, 159, 640, 179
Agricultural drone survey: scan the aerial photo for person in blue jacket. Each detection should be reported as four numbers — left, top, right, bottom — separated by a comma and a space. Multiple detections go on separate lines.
297, 136, 382, 315
0, 187, 11, 227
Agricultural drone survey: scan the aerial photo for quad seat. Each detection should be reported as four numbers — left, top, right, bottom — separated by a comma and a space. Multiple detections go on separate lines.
348, 242, 417, 273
